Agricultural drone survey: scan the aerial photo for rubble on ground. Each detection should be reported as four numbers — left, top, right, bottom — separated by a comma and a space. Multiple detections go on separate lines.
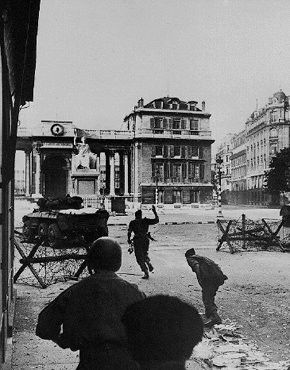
190, 320, 289, 369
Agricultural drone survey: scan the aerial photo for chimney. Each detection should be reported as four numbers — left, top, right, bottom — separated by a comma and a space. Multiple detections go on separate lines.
202, 101, 205, 111
137, 98, 144, 108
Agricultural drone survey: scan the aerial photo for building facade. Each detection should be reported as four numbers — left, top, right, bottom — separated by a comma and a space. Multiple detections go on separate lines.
245, 90, 289, 205
214, 90, 290, 205
124, 97, 214, 205
16, 97, 214, 207
215, 133, 234, 196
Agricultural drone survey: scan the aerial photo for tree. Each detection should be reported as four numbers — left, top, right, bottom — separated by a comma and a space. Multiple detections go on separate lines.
264, 148, 290, 203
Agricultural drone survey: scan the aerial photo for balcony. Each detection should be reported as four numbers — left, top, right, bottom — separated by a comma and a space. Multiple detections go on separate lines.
85, 129, 133, 140
150, 177, 203, 184
135, 128, 212, 140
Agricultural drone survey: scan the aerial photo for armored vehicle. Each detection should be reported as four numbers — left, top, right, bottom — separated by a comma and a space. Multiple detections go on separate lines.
22, 196, 109, 248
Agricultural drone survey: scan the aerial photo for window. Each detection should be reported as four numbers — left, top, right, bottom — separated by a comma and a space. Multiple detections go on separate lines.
190, 119, 199, 131
174, 146, 181, 156
156, 146, 163, 156
173, 190, 181, 203
173, 119, 180, 130
154, 117, 162, 129
270, 128, 277, 137
192, 146, 199, 157
172, 164, 181, 180
195, 165, 200, 179
154, 164, 164, 181
172, 103, 178, 110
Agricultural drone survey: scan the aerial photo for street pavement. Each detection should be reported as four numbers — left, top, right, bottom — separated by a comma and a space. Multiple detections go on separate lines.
9, 200, 289, 370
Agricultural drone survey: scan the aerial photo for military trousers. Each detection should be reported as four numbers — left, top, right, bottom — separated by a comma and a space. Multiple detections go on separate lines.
201, 283, 220, 318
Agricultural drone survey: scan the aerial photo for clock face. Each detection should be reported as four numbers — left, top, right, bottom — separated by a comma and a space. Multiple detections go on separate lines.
51, 123, 64, 136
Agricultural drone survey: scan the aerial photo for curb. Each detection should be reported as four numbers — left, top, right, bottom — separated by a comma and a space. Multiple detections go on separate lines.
108, 221, 217, 227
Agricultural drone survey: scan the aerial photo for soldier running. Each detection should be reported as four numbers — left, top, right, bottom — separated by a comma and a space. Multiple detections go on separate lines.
128, 205, 159, 279
185, 248, 228, 328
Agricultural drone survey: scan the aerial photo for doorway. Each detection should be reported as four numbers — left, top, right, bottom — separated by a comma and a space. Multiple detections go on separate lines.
43, 155, 68, 198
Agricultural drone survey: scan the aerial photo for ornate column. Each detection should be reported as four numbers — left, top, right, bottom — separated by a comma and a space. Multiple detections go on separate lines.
25, 150, 31, 196
124, 152, 129, 196
134, 142, 139, 202
32, 143, 42, 197
109, 151, 115, 196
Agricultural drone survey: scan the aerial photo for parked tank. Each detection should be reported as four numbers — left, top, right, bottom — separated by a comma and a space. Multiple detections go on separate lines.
22, 196, 110, 248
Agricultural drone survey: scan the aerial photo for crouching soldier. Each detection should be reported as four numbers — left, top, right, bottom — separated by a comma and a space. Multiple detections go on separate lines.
185, 248, 228, 328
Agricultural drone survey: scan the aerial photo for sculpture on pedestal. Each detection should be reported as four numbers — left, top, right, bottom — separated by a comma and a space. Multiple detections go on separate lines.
75, 137, 96, 170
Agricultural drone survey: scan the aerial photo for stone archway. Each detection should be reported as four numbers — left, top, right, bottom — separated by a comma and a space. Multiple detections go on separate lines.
42, 155, 69, 198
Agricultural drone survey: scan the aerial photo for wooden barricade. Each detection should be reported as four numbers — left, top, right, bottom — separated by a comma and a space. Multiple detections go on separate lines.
216, 214, 285, 254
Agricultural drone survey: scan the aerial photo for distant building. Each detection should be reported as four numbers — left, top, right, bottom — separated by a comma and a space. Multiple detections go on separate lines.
16, 97, 214, 207
215, 133, 234, 193
245, 90, 289, 204
214, 90, 290, 205
228, 130, 247, 204
124, 97, 214, 204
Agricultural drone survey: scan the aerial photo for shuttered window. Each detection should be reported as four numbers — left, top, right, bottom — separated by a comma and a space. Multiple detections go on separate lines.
181, 146, 186, 158
174, 146, 181, 156
164, 145, 168, 158
200, 164, 204, 180
182, 163, 187, 178
156, 146, 163, 156
190, 119, 199, 130
181, 119, 187, 129
173, 119, 180, 130
192, 146, 199, 157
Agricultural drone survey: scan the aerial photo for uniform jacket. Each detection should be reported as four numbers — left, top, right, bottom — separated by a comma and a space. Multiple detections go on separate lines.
36, 271, 145, 351
186, 255, 228, 286
128, 216, 159, 240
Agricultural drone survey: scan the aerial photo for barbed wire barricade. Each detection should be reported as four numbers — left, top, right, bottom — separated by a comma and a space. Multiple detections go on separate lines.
216, 214, 287, 254
14, 231, 90, 288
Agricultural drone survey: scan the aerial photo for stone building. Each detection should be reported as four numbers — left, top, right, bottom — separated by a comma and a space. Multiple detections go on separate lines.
215, 133, 234, 193
124, 97, 214, 204
228, 130, 247, 204
16, 97, 214, 207
245, 90, 289, 204
214, 90, 290, 206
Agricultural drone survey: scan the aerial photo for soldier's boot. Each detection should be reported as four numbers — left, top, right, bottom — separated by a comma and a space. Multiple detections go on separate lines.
204, 312, 222, 328
142, 270, 149, 279
147, 262, 154, 272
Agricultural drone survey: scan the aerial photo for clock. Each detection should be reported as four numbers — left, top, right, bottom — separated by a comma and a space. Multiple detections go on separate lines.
51, 123, 64, 136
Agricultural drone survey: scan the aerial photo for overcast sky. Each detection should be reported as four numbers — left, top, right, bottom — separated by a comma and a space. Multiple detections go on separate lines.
19, 0, 290, 151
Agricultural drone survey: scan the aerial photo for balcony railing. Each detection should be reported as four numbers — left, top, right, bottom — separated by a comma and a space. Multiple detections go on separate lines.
151, 177, 203, 184
135, 128, 212, 139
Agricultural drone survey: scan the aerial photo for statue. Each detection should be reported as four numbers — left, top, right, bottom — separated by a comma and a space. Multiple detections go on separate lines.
75, 137, 96, 170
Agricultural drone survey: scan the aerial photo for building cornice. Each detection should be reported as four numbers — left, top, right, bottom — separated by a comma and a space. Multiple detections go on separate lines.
124, 108, 211, 121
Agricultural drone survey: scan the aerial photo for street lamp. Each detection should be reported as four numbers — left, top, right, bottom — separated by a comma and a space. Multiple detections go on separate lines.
216, 156, 223, 218
100, 175, 106, 207
155, 169, 160, 206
